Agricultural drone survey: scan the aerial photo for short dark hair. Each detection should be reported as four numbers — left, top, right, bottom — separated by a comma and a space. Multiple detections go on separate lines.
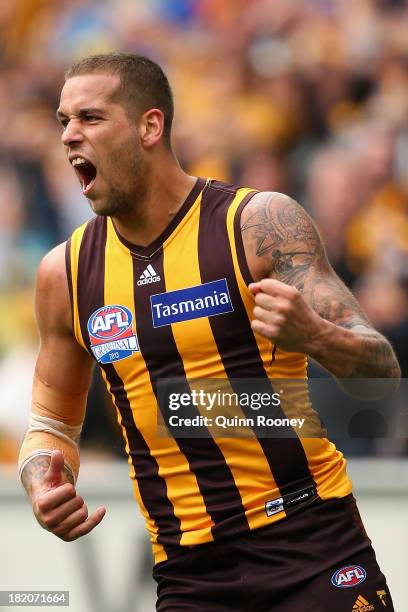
65, 52, 174, 146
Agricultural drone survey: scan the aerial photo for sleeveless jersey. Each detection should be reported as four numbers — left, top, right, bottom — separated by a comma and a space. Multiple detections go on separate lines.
66, 178, 352, 564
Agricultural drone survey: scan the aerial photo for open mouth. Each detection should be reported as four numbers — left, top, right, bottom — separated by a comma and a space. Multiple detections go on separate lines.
72, 157, 97, 195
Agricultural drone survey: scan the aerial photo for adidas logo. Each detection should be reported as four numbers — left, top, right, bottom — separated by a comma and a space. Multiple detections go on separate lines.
352, 595, 374, 611
137, 264, 161, 286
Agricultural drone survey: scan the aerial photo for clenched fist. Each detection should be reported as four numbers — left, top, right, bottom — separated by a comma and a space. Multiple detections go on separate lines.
248, 279, 325, 353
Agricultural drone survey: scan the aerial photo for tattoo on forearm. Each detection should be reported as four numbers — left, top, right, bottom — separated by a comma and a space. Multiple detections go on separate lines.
355, 333, 401, 378
308, 276, 371, 331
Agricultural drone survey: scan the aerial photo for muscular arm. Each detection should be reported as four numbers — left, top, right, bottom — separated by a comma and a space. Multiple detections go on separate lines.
20, 243, 105, 540
241, 191, 401, 379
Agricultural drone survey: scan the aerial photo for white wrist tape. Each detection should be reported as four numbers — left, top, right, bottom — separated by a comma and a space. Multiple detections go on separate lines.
18, 412, 83, 483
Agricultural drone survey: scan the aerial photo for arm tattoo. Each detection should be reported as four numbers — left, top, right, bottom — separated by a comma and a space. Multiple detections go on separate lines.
241, 192, 400, 378
21, 455, 74, 496
358, 335, 401, 378
241, 193, 318, 277
21, 456, 51, 493
241, 192, 369, 329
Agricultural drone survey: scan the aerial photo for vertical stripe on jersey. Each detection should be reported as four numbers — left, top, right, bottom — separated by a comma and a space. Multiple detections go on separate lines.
69, 222, 88, 347
231, 192, 257, 287
198, 184, 317, 502
76, 217, 181, 551
65, 238, 74, 327
161, 189, 281, 533
132, 249, 251, 540
76, 217, 107, 353
102, 363, 182, 549
229, 194, 350, 502
104, 220, 213, 549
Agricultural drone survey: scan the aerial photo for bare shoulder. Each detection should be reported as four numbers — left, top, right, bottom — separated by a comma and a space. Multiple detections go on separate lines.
240, 191, 323, 285
36, 242, 72, 334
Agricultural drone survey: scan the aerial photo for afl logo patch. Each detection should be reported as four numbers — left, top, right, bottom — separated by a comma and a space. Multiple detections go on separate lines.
331, 565, 366, 588
87, 305, 139, 364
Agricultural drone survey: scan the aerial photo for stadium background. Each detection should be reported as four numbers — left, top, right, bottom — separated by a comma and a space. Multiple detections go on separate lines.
0, 1, 407, 610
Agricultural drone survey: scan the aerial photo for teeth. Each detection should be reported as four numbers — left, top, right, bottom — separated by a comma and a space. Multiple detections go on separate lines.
72, 157, 87, 166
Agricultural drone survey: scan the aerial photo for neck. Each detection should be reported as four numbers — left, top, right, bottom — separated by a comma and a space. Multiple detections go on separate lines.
112, 157, 197, 247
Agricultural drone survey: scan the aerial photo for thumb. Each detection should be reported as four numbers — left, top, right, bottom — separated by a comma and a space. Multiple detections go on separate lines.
248, 282, 261, 295
43, 450, 66, 487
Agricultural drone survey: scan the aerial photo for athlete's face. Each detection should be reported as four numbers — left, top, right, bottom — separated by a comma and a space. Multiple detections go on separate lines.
57, 73, 147, 216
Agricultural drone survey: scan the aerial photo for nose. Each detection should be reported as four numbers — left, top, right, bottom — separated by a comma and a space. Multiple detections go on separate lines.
61, 118, 84, 147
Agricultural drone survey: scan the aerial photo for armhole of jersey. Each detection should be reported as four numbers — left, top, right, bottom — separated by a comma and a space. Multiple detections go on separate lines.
65, 238, 74, 331
232, 189, 258, 286
65, 223, 88, 348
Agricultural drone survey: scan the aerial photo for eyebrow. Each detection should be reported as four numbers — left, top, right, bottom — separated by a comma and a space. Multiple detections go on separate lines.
55, 107, 106, 121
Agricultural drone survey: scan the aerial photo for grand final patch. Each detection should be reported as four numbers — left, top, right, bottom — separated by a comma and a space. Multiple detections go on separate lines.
87, 305, 139, 364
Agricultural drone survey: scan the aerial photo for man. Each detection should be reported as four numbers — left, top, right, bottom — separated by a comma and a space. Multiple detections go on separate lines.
19, 53, 399, 611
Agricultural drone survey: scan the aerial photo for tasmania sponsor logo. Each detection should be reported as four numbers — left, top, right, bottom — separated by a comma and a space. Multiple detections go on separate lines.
150, 279, 233, 328
331, 565, 367, 589
87, 305, 139, 364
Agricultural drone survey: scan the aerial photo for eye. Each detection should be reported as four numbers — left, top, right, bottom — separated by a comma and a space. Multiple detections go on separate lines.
60, 118, 69, 129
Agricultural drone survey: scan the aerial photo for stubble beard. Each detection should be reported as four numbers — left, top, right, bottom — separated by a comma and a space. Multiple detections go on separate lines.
89, 150, 148, 218
88, 185, 133, 217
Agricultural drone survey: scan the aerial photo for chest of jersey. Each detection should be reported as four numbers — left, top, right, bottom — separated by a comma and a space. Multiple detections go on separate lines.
85, 215, 258, 383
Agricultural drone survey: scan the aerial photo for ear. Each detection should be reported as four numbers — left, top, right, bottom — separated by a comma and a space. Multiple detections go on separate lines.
139, 108, 165, 148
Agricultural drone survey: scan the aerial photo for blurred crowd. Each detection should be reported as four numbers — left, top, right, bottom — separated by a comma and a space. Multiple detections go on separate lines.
0, 0, 407, 461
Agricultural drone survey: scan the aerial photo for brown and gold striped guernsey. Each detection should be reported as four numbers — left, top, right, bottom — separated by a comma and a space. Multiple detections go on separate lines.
66, 178, 352, 564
